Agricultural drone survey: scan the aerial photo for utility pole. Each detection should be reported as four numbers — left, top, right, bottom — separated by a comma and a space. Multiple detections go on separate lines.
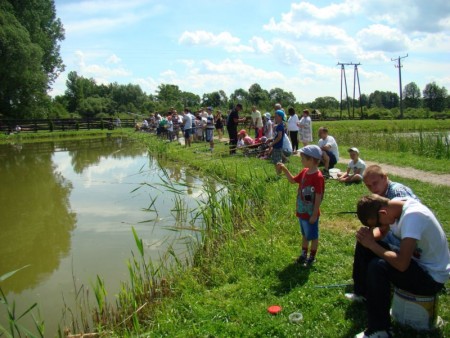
337, 62, 362, 119
391, 54, 408, 119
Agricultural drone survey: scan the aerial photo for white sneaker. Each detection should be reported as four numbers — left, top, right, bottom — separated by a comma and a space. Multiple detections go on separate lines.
345, 293, 366, 302
354, 330, 392, 338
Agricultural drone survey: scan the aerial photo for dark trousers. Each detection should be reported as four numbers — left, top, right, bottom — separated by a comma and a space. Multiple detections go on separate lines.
289, 131, 299, 151
228, 127, 237, 154
353, 243, 443, 331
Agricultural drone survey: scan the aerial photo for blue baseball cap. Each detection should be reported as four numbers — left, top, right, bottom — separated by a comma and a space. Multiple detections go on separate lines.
299, 145, 322, 160
275, 110, 286, 121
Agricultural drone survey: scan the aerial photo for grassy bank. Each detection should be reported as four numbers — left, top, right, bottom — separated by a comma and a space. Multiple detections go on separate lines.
116, 132, 450, 338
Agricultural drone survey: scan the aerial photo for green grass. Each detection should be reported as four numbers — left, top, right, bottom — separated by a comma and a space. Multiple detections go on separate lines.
115, 132, 450, 338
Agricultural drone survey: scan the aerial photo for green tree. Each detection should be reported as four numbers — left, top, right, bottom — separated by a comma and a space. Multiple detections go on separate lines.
180, 91, 201, 108
403, 82, 421, 108
311, 96, 339, 110
202, 92, 222, 108
0, 0, 64, 118
423, 82, 447, 112
269, 88, 296, 108
230, 88, 249, 109
248, 83, 269, 106
64, 71, 97, 113
155, 84, 182, 107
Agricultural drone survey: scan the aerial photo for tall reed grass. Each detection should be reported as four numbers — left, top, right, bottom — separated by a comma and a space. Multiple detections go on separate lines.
335, 130, 450, 159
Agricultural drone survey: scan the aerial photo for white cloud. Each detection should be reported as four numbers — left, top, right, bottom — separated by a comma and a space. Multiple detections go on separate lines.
179, 30, 240, 47
287, 0, 361, 21
357, 24, 410, 52
60, 0, 165, 34
106, 54, 121, 64
75, 51, 132, 80
363, 0, 450, 33
250, 37, 274, 54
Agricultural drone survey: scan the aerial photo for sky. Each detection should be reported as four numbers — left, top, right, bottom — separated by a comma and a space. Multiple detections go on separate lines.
50, 0, 450, 103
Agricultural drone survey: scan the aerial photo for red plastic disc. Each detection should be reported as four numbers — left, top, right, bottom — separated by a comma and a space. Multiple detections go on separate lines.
267, 305, 282, 315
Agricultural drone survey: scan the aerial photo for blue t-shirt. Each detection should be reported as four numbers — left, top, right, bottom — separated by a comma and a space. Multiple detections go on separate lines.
273, 124, 284, 149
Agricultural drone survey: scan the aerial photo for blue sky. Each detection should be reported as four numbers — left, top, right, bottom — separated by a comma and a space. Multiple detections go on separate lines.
51, 0, 450, 103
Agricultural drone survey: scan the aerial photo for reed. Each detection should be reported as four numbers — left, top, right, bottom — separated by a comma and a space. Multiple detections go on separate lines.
0, 267, 45, 338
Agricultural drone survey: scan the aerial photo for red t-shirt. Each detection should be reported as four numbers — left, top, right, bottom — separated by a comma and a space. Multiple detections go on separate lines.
293, 168, 325, 219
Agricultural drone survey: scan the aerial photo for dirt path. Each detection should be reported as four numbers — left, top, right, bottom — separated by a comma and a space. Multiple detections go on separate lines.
338, 158, 450, 187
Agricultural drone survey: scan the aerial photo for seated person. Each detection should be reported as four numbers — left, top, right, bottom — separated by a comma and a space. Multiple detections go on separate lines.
353, 195, 449, 338
337, 147, 366, 183
317, 127, 339, 175
237, 129, 255, 147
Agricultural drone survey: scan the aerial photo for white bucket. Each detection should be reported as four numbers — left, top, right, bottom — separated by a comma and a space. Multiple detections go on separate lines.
391, 288, 439, 330
329, 168, 340, 179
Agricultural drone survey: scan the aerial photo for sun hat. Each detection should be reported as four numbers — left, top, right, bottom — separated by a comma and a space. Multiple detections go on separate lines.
275, 110, 286, 121
348, 147, 359, 154
264, 112, 271, 120
238, 129, 247, 135
299, 145, 322, 160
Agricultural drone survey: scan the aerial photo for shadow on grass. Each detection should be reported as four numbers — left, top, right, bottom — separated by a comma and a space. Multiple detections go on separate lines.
272, 261, 311, 296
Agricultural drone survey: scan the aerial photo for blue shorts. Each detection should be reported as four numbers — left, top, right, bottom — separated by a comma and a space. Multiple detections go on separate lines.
206, 128, 214, 142
184, 128, 192, 139
271, 148, 283, 164
298, 217, 319, 241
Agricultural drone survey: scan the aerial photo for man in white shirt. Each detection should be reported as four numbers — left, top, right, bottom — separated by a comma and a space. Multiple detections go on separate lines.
317, 127, 339, 176
354, 195, 450, 338
250, 106, 263, 139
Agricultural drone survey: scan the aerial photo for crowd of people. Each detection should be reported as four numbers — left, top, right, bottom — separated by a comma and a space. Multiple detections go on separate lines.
138, 104, 448, 338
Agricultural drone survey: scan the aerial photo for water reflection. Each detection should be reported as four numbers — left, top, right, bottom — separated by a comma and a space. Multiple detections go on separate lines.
0, 137, 210, 336
0, 143, 75, 293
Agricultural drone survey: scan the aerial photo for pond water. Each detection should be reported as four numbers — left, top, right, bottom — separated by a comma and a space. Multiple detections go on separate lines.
0, 137, 211, 336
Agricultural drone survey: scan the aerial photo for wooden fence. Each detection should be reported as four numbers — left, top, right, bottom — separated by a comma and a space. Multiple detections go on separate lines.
0, 118, 136, 133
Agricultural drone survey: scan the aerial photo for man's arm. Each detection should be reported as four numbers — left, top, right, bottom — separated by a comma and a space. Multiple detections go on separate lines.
357, 227, 416, 272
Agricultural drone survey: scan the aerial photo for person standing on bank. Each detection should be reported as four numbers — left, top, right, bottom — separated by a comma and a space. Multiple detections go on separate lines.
298, 109, 313, 146
227, 103, 245, 155
287, 107, 300, 152
353, 195, 450, 338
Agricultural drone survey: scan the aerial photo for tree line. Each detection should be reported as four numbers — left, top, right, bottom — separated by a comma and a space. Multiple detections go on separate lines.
0, 0, 448, 121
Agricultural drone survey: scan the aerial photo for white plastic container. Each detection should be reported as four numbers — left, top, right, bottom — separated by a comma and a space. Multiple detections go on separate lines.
391, 288, 439, 330
329, 168, 341, 179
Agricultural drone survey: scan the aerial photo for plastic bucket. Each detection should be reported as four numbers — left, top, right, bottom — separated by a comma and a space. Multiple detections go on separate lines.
329, 168, 340, 179
391, 288, 439, 330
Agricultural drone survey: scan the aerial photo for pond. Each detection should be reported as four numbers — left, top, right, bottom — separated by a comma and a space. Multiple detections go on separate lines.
0, 136, 212, 336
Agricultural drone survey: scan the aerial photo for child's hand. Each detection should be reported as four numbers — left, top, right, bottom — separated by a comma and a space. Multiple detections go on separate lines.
276, 162, 284, 171
309, 215, 318, 224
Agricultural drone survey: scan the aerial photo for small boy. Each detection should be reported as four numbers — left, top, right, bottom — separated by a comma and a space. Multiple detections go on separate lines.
277, 145, 325, 266
337, 147, 366, 183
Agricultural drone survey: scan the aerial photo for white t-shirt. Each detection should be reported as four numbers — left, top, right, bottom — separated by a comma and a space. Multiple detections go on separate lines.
347, 158, 366, 176
251, 110, 263, 128
318, 135, 339, 161
287, 114, 299, 132
390, 198, 450, 284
